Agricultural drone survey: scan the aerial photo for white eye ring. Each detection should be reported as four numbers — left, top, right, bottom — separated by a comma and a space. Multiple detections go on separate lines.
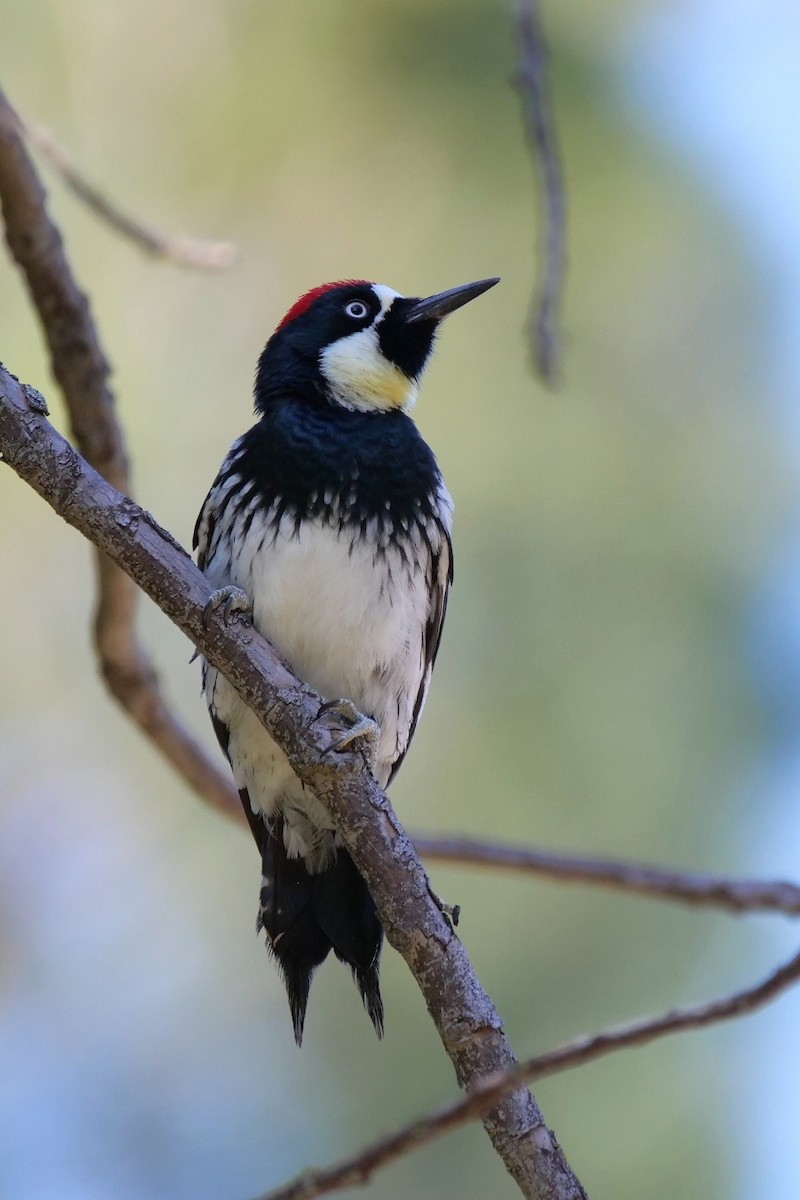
344, 300, 369, 320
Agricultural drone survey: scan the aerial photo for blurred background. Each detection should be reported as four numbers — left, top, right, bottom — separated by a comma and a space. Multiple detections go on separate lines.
1, 1, 799, 1196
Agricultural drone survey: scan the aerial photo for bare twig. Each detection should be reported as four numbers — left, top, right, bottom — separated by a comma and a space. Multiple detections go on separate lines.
415, 835, 800, 917
0, 365, 588, 1200
22, 117, 236, 269
514, 0, 566, 384
0, 86, 240, 822
253, 941, 800, 1200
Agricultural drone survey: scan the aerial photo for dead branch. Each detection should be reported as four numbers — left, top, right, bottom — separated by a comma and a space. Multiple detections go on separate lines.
0, 364, 588, 1200
253, 940, 800, 1200
514, 0, 566, 384
0, 86, 240, 821
414, 835, 800, 917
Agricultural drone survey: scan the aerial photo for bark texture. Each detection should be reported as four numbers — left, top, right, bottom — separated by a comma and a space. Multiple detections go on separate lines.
0, 363, 588, 1200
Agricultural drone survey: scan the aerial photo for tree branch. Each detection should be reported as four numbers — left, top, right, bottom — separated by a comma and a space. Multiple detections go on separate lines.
414, 835, 800, 917
21, 116, 236, 269
0, 85, 240, 821
0, 364, 588, 1200
253, 940, 800, 1200
514, 0, 566, 384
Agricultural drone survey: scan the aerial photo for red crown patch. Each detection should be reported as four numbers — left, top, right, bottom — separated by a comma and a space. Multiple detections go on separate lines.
276, 280, 371, 332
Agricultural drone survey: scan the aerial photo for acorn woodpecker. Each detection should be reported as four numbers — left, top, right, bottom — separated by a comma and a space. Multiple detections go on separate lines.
194, 276, 499, 1043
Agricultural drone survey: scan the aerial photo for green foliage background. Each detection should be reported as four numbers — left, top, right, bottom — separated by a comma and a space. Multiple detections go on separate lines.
0, 2, 793, 1197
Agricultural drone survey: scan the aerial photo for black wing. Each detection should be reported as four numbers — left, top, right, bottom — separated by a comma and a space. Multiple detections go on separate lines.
387, 526, 453, 785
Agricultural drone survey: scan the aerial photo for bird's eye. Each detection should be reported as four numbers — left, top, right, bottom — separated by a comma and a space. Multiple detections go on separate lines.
344, 300, 369, 320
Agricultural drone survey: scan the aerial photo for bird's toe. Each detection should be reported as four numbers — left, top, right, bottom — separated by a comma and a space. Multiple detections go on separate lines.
319, 698, 381, 771
202, 585, 253, 630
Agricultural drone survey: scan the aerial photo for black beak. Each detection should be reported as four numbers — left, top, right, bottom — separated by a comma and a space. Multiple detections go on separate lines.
404, 277, 500, 324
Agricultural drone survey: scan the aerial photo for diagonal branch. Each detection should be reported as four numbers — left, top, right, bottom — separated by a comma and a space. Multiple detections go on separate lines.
514, 0, 566, 384
253, 940, 800, 1200
414, 835, 800, 917
0, 364, 588, 1200
0, 85, 240, 821
21, 117, 236, 269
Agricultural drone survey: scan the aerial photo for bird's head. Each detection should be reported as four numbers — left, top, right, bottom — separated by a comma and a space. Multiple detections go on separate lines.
254, 277, 499, 415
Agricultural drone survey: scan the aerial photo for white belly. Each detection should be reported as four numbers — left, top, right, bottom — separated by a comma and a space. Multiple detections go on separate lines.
202, 511, 432, 863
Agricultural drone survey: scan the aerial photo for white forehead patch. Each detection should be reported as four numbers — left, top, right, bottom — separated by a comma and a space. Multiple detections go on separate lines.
318, 284, 418, 414
371, 283, 403, 318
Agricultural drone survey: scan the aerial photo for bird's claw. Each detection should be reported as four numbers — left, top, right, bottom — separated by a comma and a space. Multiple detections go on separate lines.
319, 698, 380, 772
430, 887, 461, 929
202, 585, 253, 630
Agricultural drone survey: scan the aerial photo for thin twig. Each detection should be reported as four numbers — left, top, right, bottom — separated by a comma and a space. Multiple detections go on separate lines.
253, 941, 800, 1200
515, 0, 566, 384
22, 117, 236, 269
414, 835, 800, 917
0, 86, 240, 822
0, 365, 588, 1200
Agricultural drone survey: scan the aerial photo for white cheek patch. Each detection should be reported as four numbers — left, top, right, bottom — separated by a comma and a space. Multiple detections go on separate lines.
319, 323, 418, 413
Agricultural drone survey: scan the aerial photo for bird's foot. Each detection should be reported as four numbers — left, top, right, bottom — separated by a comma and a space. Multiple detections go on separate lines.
429, 886, 461, 929
319, 698, 380, 773
202, 585, 253, 629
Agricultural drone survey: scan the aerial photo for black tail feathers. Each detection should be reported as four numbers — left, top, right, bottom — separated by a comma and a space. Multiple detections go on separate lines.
257, 822, 384, 1045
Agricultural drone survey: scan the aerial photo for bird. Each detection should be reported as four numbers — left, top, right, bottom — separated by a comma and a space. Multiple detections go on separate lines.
193, 276, 499, 1044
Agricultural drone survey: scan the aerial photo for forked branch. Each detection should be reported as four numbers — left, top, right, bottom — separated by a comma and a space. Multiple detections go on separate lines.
0, 364, 588, 1200
253, 939, 800, 1200
0, 86, 240, 820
